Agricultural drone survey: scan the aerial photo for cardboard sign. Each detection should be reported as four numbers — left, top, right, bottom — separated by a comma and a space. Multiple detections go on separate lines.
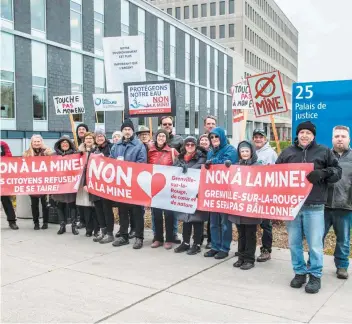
231, 80, 253, 110
53, 95, 85, 115
93, 93, 124, 112
124, 80, 176, 117
103, 36, 146, 92
247, 71, 288, 118
292, 79, 352, 146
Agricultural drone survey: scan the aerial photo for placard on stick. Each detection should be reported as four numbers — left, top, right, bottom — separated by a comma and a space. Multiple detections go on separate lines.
53, 95, 85, 115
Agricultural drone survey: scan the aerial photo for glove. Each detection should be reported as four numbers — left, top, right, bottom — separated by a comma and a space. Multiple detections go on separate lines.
306, 170, 328, 184
224, 160, 232, 168
182, 164, 188, 174
205, 160, 212, 170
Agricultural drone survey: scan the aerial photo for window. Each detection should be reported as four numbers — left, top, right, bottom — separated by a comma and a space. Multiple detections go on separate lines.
95, 59, 105, 123
206, 45, 210, 88
170, 26, 176, 78
214, 50, 218, 90
138, 8, 145, 37
71, 52, 83, 122
192, 5, 198, 18
185, 34, 190, 81
195, 86, 199, 131
229, 0, 235, 14
32, 41, 47, 120
201, 3, 207, 17
1, 32, 15, 118
70, 1, 82, 44
184, 6, 189, 19
1, 0, 13, 21
219, 1, 225, 15
157, 19, 164, 74
229, 23, 235, 37
185, 84, 190, 132
175, 7, 180, 19
219, 25, 225, 38
195, 39, 199, 84
210, 26, 216, 39
167, 8, 172, 15
230, 47, 234, 51
185, 110, 190, 129
121, 0, 129, 36
210, 2, 216, 16
31, 0, 45, 31
201, 26, 207, 36
94, 0, 104, 50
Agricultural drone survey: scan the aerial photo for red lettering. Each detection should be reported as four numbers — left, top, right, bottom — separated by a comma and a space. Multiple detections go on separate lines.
153, 96, 169, 104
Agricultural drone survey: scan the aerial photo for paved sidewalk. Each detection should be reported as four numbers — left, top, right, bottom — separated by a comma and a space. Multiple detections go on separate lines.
1, 215, 351, 323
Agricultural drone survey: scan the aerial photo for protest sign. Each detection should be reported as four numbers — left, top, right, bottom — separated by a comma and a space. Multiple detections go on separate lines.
231, 80, 253, 110
247, 71, 288, 118
292, 79, 352, 147
53, 95, 85, 115
93, 93, 124, 112
124, 80, 176, 117
197, 163, 314, 221
103, 36, 146, 92
0, 155, 83, 195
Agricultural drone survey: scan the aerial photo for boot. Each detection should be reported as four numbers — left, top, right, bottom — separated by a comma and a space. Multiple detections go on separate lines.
305, 275, 321, 294
57, 223, 66, 235
70, 208, 79, 235
100, 233, 114, 244
187, 244, 201, 255
93, 228, 106, 242
71, 224, 79, 235
133, 238, 143, 249
290, 274, 307, 288
9, 222, 19, 230
41, 223, 48, 230
34, 223, 40, 230
336, 268, 349, 280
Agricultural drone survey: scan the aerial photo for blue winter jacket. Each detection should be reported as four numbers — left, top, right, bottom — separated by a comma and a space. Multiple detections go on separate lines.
109, 136, 147, 163
207, 127, 238, 165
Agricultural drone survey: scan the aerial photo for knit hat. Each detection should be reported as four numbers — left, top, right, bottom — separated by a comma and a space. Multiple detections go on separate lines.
296, 121, 316, 136
155, 129, 169, 142
184, 136, 197, 146
76, 123, 89, 132
95, 128, 106, 138
238, 141, 252, 152
121, 119, 135, 132
112, 131, 122, 138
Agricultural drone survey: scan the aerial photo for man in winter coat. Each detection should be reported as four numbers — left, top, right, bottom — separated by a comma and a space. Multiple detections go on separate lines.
324, 125, 352, 280
160, 116, 183, 153
204, 127, 238, 259
276, 121, 342, 294
76, 123, 89, 146
0, 141, 19, 230
110, 119, 147, 249
252, 128, 278, 262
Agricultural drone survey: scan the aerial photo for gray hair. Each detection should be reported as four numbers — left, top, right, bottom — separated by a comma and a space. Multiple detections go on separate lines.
31, 134, 43, 142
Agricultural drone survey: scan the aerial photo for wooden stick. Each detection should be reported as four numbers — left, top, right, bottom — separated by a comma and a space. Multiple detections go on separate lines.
122, 111, 125, 121
270, 115, 281, 154
148, 117, 153, 137
69, 113, 79, 150
95, 111, 99, 124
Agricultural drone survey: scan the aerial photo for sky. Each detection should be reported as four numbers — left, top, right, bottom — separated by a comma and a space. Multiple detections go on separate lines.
275, 0, 352, 82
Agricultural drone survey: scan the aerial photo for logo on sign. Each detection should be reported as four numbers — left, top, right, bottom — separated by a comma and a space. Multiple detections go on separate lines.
95, 98, 118, 106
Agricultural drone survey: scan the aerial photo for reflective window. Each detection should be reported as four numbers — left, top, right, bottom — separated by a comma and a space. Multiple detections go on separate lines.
210, 2, 216, 16
170, 26, 176, 78
31, 0, 45, 31
219, 25, 225, 38
121, 0, 129, 36
229, 23, 235, 37
167, 8, 172, 15
94, 59, 105, 123
94, 0, 104, 50
185, 34, 190, 82
175, 7, 180, 19
1, 32, 14, 119
201, 26, 207, 36
138, 8, 145, 37
206, 45, 210, 88
210, 26, 216, 39
219, 1, 225, 15
1, 0, 13, 21
184, 6, 189, 19
70, 1, 82, 43
185, 84, 190, 131
157, 19, 164, 74
201, 3, 207, 17
194, 39, 199, 84
229, 0, 235, 14
214, 50, 218, 90
192, 4, 198, 18
71, 52, 83, 122
195, 86, 199, 130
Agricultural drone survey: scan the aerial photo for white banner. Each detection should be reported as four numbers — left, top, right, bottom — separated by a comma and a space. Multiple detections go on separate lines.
53, 95, 85, 115
93, 93, 124, 112
103, 36, 146, 92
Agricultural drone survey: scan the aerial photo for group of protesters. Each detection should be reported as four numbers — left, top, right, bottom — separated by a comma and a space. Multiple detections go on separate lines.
1, 114, 351, 295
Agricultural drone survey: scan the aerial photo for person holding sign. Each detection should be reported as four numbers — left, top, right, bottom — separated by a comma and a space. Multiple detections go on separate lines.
276, 121, 342, 294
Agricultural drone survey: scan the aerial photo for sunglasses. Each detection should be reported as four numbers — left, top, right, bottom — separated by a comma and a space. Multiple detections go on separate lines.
210, 135, 219, 139
185, 143, 195, 147
162, 123, 173, 126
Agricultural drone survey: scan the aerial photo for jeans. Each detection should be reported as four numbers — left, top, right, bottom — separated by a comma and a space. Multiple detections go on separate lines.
152, 208, 174, 242
210, 213, 232, 253
1, 196, 16, 223
324, 208, 351, 269
260, 219, 273, 252
286, 204, 324, 278
183, 222, 203, 245
119, 203, 144, 240
30, 195, 49, 224
236, 224, 257, 264
152, 211, 178, 236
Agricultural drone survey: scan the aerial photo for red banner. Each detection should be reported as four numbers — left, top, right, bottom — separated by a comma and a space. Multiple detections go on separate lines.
197, 163, 314, 220
0, 154, 83, 195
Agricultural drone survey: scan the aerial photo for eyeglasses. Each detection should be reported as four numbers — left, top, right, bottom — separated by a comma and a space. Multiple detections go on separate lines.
85, 137, 93, 140
162, 123, 173, 126
210, 135, 219, 139
185, 143, 195, 147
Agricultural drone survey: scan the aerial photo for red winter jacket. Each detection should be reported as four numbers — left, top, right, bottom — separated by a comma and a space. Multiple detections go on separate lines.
0, 141, 12, 157
148, 143, 178, 166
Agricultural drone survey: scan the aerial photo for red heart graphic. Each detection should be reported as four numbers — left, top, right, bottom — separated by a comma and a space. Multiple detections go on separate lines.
151, 173, 167, 198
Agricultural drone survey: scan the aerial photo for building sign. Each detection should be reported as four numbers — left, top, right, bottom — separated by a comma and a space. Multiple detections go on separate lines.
93, 93, 124, 112
53, 95, 85, 115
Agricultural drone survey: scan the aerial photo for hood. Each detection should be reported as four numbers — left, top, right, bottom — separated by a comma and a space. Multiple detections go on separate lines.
209, 127, 228, 150
54, 136, 76, 155
0, 141, 12, 157
237, 140, 258, 165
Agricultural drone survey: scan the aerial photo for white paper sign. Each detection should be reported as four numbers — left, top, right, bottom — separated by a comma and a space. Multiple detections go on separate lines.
93, 93, 124, 112
103, 36, 146, 92
53, 95, 85, 115
231, 79, 253, 110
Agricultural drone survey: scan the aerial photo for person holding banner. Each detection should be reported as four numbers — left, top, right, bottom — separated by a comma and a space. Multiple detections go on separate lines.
148, 129, 179, 250
173, 136, 207, 255
23, 135, 52, 230
112, 131, 122, 144
51, 136, 79, 235
276, 121, 342, 294
203, 127, 238, 259
110, 119, 147, 250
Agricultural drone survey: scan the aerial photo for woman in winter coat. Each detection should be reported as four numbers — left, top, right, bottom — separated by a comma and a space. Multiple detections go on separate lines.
230, 141, 262, 270
23, 135, 52, 230
51, 136, 79, 235
77, 132, 98, 237
148, 129, 179, 249
173, 136, 207, 255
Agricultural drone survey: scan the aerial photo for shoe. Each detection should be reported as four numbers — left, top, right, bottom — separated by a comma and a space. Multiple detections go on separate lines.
151, 240, 163, 248
41, 223, 48, 230
173, 234, 181, 244
115, 231, 121, 238
305, 275, 321, 294
233, 259, 244, 268
57, 223, 66, 235
257, 249, 271, 262
187, 244, 201, 255
77, 222, 86, 229
214, 251, 229, 260
205, 242, 212, 249
112, 236, 129, 247
174, 242, 190, 253
240, 262, 255, 270
100, 234, 114, 244
85, 232, 93, 237
129, 229, 136, 239
93, 228, 106, 242
235, 251, 239, 257
34, 223, 40, 230
290, 274, 307, 288
204, 249, 219, 257
9, 222, 19, 230
164, 242, 173, 250
336, 268, 349, 280
71, 224, 79, 235
133, 238, 143, 249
